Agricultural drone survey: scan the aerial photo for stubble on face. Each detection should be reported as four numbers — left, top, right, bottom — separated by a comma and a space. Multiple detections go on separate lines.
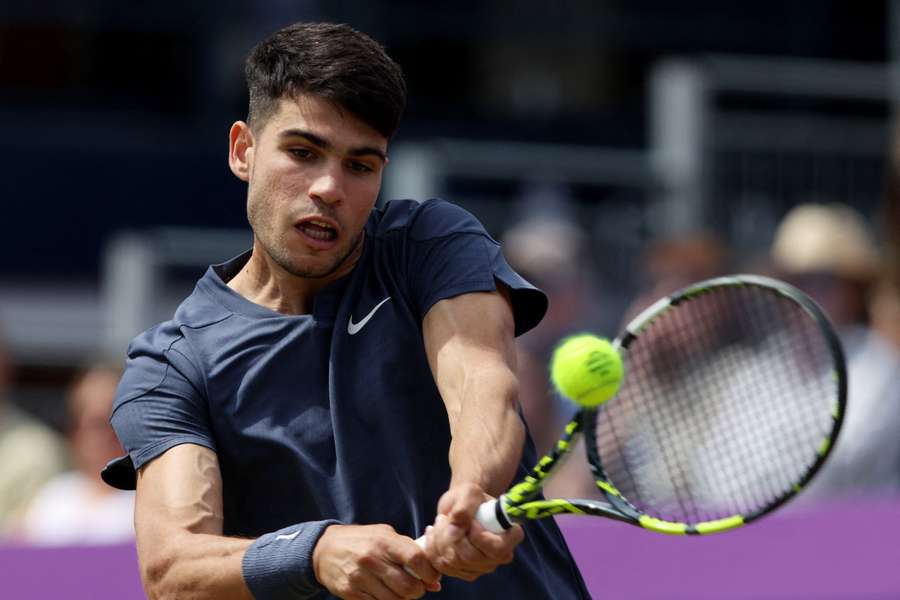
243, 95, 385, 283
249, 196, 365, 281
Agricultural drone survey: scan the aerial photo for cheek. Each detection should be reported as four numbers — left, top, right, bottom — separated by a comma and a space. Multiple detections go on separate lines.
248, 166, 303, 217
347, 176, 382, 216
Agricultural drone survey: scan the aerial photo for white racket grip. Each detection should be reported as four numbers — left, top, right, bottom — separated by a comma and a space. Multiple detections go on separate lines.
414, 532, 427, 549
475, 498, 508, 533
405, 532, 430, 579
407, 501, 508, 579
412, 498, 508, 550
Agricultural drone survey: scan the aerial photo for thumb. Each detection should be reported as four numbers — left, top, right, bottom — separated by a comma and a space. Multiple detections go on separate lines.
433, 513, 466, 543
446, 486, 487, 531
439, 487, 478, 518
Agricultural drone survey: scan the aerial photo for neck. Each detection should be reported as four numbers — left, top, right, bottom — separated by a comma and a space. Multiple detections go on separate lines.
227, 237, 362, 315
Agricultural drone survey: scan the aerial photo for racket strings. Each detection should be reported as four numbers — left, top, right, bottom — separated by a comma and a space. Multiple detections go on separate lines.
597, 285, 837, 524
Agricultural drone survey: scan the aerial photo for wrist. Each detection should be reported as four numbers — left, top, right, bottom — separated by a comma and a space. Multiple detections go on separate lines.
242, 519, 341, 599
449, 463, 511, 499
310, 523, 340, 586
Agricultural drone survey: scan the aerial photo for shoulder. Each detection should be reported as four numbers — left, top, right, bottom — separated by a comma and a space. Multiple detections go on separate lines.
116, 283, 230, 410
369, 199, 491, 242
123, 260, 242, 378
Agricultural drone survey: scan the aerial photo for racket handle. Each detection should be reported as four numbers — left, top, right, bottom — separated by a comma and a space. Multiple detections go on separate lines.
475, 498, 509, 533
414, 531, 427, 549
406, 500, 509, 579
412, 498, 509, 549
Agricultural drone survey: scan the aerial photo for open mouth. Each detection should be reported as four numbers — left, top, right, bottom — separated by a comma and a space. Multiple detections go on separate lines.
296, 219, 338, 242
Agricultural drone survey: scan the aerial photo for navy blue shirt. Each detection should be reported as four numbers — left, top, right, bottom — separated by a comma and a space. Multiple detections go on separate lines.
110, 199, 590, 599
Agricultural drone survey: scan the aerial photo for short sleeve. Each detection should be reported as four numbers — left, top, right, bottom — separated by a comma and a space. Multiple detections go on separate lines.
109, 329, 216, 480
407, 200, 548, 336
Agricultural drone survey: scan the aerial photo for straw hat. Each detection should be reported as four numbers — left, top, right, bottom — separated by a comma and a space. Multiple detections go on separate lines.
771, 203, 880, 281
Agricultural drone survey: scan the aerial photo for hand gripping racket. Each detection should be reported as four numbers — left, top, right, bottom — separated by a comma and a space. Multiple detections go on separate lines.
459, 274, 846, 536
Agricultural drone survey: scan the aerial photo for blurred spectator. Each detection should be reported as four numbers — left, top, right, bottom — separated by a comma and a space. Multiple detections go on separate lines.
13, 365, 134, 546
0, 332, 66, 536
770, 203, 880, 353
803, 274, 900, 498
799, 162, 900, 498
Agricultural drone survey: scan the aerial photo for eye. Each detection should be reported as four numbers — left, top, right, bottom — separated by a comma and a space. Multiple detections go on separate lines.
346, 160, 374, 174
289, 148, 315, 160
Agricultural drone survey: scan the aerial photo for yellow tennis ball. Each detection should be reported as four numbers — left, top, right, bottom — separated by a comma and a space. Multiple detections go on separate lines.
550, 334, 623, 407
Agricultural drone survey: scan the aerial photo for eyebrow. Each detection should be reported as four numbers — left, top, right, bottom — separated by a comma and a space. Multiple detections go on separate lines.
278, 129, 387, 162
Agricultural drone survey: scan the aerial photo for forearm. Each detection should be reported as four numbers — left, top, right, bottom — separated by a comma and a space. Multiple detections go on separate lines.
140, 532, 253, 600
135, 445, 333, 600
142, 520, 340, 600
137, 446, 253, 600
428, 362, 527, 581
447, 363, 525, 497
422, 289, 527, 578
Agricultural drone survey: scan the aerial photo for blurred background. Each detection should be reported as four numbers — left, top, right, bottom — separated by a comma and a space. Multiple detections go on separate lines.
2, 1, 900, 598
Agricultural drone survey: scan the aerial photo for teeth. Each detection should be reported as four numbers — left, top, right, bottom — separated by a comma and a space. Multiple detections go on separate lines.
298, 220, 337, 241
304, 228, 332, 241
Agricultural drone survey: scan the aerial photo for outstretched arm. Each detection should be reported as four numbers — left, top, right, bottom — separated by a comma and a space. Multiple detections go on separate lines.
135, 443, 440, 599
422, 283, 526, 581
135, 444, 252, 599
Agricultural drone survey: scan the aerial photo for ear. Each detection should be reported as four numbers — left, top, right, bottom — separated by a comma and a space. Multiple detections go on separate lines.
228, 121, 254, 182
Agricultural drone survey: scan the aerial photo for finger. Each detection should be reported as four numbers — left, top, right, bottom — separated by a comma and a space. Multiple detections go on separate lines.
375, 560, 427, 599
435, 561, 492, 582
437, 483, 484, 524
436, 488, 457, 516
444, 513, 469, 542
386, 534, 442, 591
424, 523, 439, 563
468, 523, 524, 563
402, 549, 442, 586
429, 513, 465, 563
387, 533, 441, 583
445, 486, 484, 525
427, 542, 491, 581
436, 499, 471, 539
428, 513, 450, 552
427, 528, 493, 579
345, 569, 404, 600
448, 531, 490, 565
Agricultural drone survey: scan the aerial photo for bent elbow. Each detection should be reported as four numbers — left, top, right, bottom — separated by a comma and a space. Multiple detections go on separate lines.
141, 552, 178, 600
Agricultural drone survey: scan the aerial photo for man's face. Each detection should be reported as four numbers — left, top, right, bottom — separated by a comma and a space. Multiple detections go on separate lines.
234, 94, 388, 280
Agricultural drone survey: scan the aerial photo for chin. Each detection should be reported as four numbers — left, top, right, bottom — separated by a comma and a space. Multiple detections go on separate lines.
280, 254, 343, 279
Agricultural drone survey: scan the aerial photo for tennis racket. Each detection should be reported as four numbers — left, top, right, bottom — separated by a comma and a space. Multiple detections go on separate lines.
453, 274, 846, 536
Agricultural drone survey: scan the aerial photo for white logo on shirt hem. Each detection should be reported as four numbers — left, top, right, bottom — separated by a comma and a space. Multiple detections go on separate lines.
275, 530, 301, 541
348, 297, 391, 335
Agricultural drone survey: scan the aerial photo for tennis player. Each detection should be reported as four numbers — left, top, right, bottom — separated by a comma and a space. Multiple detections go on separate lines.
104, 22, 590, 600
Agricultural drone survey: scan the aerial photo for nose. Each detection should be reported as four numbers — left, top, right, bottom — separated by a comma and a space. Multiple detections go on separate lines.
308, 164, 345, 205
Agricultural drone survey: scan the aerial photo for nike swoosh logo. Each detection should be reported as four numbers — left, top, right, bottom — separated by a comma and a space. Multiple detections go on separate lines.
275, 530, 301, 541
348, 296, 391, 335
